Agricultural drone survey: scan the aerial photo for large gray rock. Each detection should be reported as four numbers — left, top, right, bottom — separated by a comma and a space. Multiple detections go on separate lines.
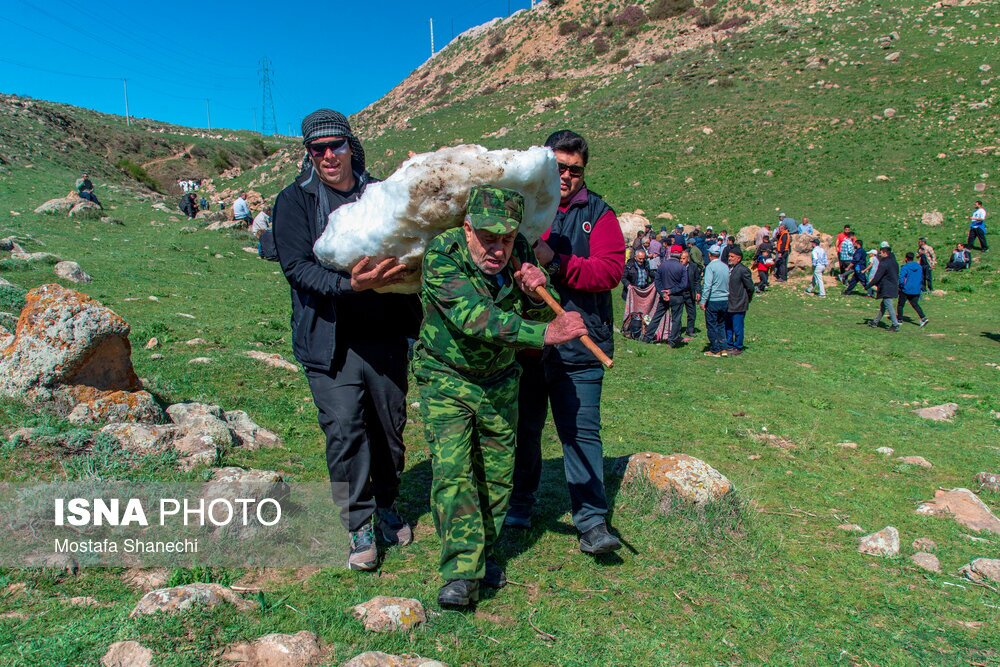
100, 423, 177, 452
0, 284, 160, 422
220, 631, 324, 666
167, 402, 235, 463
224, 410, 282, 449
858, 526, 900, 557
68, 200, 102, 219
54, 261, 92, 284
34, 194, 78, 215
350, 597, 427, 633
913, 403, 957, 421
101, 641, 153, 667
619, 452, 732, 504
129, 583, 258, 617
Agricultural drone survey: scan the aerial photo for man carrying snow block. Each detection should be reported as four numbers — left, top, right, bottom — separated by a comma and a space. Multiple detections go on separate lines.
413, 185, 586, 609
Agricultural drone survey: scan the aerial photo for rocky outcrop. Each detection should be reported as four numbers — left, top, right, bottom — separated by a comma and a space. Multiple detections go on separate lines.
351, 597, 427, 633
34, 192, 79, 215
913, 403, 958, 421
167, 402, 235, 469
224, 410, 282, 449
220, 631, 324, 666
0, 284, 162, 423
916, 488, 1000, 535
130, 583, 258, 617
960, 558, 1000, 585
619, 452, 732, 503
100, 423, 177, 452
54, 261, 92, 284
69, 200, 102, 219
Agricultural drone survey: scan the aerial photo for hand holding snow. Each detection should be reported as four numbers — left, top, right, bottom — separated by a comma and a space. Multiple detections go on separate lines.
313, 144, 560, 293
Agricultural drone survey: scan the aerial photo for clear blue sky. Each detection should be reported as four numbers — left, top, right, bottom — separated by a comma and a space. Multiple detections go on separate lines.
1, 0, 532, 135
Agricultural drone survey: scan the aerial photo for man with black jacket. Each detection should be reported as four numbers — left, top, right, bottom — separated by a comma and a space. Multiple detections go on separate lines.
621, 249, 652, 299
273, 109, 422, 571
508, 130, 626, 556
643, 246, 687, 346
725, 248, 754, 355
680, 249, 701, 338
867, 245, 900, 332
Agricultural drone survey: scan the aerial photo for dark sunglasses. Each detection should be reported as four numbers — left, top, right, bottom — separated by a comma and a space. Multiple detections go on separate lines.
306, 138, 350, 158
557, 162, 585, 177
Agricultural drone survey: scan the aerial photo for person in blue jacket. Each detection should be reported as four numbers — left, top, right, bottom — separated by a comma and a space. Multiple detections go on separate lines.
896, 252, 928, 327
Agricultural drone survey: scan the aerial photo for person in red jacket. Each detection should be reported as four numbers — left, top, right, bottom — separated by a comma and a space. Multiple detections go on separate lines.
508, 130, 626, 556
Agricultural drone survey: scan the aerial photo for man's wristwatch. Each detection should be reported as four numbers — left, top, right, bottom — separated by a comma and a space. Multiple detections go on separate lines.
545, 256, 561, 277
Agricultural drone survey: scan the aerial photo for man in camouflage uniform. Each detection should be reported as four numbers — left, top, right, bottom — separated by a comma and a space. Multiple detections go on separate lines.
414, 185, 587, 608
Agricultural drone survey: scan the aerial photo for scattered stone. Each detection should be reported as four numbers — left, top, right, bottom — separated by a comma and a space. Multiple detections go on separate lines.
617, 211, 650, 241
100, 422, 177, 453
145, 338, 158, 349
883, 108, 896, 118
897, 456, 933, 469
10, 250, 60, 263
185, 338, 208, 346
974, 182, 986, 193
24, 552, 79, 574
224, 410, 282, 449
911, 552, 941, 573
836, 442, 858, 450
69, 200, 102, 219
201, 468, 288, 537
921, 211, 944, 226
656, 212, 674, 220
220, 631, 324, 666
67, 596, 102, 606
351, 596, 427, 633
619, 452, 732, 504
167, 402, 235, 469
149, 353, 163, 360
59, 385, 162, 425
975, 472, 1000, 493
121, 568, 170, 592
982, 64, 993, 73
913, 403, 957, 421
53, 261, 92, 284
876, 447, 895, 456
243, 246, 258, 254
0, 236, 20, 251
343, 653, 446, 667
838, 523, 864, 532
916, 488, 1000, 535
101, 641, 153, 667
130, 583, 258, 617
885, 51, 901, 62
34, 194, 78, 215
858, 526, 900, 557
931, 289, 947, 297
188, 357, 212, 365
912, 537, 937, 552
875, 175, 890, 182
245, 351, 299, 372
960, 558, 1000, 584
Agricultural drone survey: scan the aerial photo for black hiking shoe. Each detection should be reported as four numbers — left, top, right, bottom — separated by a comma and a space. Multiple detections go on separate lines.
579, 523, 622, 555
484, 558, 506, 589
376, 505, 413, 546
438, 579, 479, 608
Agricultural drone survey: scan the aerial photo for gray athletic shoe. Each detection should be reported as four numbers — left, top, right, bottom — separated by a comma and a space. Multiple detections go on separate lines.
376, 505, 413, 546
348, 520, 378, 571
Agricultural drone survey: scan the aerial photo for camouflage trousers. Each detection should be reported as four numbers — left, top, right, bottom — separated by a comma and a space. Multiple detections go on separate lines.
414, 359, 519, 581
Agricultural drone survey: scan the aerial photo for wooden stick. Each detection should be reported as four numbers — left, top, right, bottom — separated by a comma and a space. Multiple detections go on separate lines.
511, 257, 614, 369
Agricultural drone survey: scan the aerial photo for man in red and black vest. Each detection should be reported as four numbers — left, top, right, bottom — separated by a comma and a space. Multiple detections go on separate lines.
508, 130, 626, 555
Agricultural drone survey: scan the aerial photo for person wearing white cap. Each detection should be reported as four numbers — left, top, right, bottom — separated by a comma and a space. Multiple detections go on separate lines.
700, 244, 731, 356
805, 238, 828, 297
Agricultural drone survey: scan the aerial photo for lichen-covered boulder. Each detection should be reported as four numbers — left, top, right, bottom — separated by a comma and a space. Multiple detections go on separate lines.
350, 596, 427, 633
100, 422, 177, 452
620, 452, 732, 503
34, 193, 78, 215
129, 583, 258, 617
858, 526, 900, 557
224, 410, 282, 449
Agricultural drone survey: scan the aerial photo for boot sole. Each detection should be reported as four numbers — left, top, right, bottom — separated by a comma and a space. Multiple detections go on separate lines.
579, 540, 622, 555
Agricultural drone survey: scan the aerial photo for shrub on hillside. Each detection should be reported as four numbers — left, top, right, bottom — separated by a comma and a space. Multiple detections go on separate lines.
613, 5, 648, 28
716, 15, 750, 30
649, 0, 694, 20
579, 23, 596, 38
694, 8, 720, 28
482, 47, 508, 66
213, 150, 233, 174
610, 48, 630, 63
115, 158, 161, 192
593, 37, 610, 55
559, 20, 580, 35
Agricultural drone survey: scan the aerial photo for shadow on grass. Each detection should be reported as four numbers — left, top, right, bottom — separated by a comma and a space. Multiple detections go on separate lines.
982, 331, 1000, 344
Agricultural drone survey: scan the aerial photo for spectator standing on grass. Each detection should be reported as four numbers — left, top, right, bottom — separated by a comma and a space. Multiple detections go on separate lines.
644, 246, 687, 347
509, 130, 626, 559
725, 248, 754, 356
252, 205, 272, 238
897, 252, 928, 327
273, 108, 420, 571
680, 249, 701, 339
946, 243, 971, 271
806, 237, 828, 297
800, 217, 815, 235
695, 228, 709, 258
968, 200, 988, 251
864, 249, 879, 297
838, 232, 857, 284
917, 237, 936, 291
754, 246, 773, 292
75, 172, 103, 208
233, 192, 253, 226
686, 237, 704, 269
773, 223, 790, 282
631, 229, 645, 253
199, 195, 208, 211
868, 245, 901, 331
673, 224, 687, 247
842, 238, 868, 295
621, 249, 652, 298
700, 245, 730, 357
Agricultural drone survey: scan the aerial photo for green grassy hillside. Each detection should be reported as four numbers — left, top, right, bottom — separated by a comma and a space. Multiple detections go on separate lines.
0, 0, 998, 664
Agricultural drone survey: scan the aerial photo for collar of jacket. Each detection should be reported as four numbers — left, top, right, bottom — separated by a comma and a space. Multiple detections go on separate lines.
560, 186, 591, 211
440, 231, 518, 301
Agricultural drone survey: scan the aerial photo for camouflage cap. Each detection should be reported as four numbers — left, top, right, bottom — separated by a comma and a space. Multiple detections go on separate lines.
466, 186, 524, 234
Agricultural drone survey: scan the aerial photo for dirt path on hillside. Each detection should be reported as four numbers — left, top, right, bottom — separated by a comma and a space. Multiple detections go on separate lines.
141, 144, 194, 170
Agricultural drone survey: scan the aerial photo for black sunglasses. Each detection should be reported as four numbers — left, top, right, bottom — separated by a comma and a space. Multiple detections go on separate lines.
557, 162, 585, 177
306, 138, 350, 158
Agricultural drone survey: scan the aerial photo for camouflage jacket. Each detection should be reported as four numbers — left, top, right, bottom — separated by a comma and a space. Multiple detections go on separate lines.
415, 227, 557, 379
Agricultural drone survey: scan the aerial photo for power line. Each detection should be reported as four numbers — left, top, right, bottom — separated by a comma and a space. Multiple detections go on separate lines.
0, 56, 120, 81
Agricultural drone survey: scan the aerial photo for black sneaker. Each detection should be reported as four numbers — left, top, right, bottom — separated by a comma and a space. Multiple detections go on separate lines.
348, 520, 378, 571
438, 579, 479, 608
376, 505, 413, 546
484, 558, 506, 589
867, 320, 879, 328
579, 523, 622, 555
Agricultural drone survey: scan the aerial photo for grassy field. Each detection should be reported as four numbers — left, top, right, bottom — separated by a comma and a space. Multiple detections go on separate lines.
1, 0, 999, 664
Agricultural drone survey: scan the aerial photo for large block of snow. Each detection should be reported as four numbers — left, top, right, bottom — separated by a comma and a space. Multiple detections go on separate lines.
313, 145, 560, 293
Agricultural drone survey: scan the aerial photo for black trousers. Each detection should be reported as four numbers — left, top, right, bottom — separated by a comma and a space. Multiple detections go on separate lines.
921, 265, 933, 291
775, 253, 788, 281
305, 338, 408, 532
896, 293, 926, 321
643, 295, 683, 344
968, 227, 988, 251
844, 271, 867, 294
757, 270, 769, 291
682, 291, 697, 334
